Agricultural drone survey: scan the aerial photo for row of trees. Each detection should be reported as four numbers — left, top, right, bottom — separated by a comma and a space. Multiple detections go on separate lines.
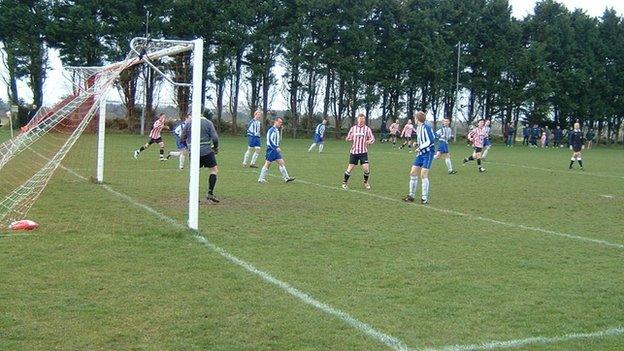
1, 0, 624, 142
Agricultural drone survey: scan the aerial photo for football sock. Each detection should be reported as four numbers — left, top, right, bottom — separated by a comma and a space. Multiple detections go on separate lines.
139, 146, 146, 152
243, 149, 251, 164
569, 158, 575, 168
578, 158, 583, 168
258, 166, 268, 181
319, 144, 324, 153
250, 150, 259, 165
445, 158, 453, 171
409, 175, 418, 197
477, 159, 482, 167
179, 153, 185, 168
421, 178, 429, 199
363, 171, 370, 182
159, 148, 164, 158
482, 147, 489, 158
278, 165, 290, 180
208, 174, 217, 195
343, 171, 351, 183
308, 143, 316, 152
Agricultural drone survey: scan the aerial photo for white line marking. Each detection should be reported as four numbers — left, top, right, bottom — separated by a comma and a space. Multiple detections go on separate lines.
489, 160, 624, 180
253, 174, 624, 250
0, 232, 38, 238
425, 326, 624, 351
57, 165, 411, 351
600, 195, 615, 199
53, 165, 624, 350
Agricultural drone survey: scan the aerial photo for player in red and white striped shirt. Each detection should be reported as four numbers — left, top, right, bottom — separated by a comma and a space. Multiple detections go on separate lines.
462, 119, 487, 172
133, 113, 169, 161
342, 114, 375, 190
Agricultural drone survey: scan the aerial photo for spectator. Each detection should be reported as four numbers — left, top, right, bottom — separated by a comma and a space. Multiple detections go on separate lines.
522, 125, 530, 145
553, 126, 563, 147
530, 124, 541, 147
586, 129, 595, 149
505, 122, 515, 147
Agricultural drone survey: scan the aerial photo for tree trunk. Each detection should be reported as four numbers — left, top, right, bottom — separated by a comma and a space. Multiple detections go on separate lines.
323, 66, 332, 120
306, 67, 317, 132
216, 78, 224, 132
231, 49, 244, 134
28, 41, 46, 109
289, 62, 300, 137
5, 46, 20, 105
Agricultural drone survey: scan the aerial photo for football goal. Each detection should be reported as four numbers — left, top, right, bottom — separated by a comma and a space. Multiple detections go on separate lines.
0, 37, 204, 231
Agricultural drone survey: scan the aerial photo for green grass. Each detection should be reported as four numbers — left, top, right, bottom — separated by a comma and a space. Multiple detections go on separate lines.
1, 132, 623, 350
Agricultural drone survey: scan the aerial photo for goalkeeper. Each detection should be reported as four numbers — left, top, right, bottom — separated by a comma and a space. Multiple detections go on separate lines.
181, 114, 220, 203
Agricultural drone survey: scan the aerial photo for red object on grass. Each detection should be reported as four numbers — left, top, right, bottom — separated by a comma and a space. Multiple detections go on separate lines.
9, 220, 39, 231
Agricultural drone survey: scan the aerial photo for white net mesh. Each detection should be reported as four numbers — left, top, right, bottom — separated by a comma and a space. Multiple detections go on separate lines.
0, 38, 195, 228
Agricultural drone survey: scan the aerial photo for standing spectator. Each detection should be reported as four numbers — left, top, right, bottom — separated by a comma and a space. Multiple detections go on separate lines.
522, 125, 530, 146
586, 129, 595, 149
553, 126, 563, 147
505, 123, 515, 147
530, 124, 541, 147
380, 121, 388, 143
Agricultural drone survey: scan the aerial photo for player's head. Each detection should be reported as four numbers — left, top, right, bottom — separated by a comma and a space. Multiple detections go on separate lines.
407, 118, 412, 124
574, 122, 580, 130
274, 117, 283, 128
322, 117, 328, 125
485, 119, 491, 126
443, 118, 450, 127
186, 113, 191, 121
414, 111, 426, 125
254, 109, 263, 120
477, 119, 485, 127
159, 113, 166, 121
357, 113, 366, 126
395, 119, 398, 123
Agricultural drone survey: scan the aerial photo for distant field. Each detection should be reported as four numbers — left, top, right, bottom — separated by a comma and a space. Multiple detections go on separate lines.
1, 130, 623, 350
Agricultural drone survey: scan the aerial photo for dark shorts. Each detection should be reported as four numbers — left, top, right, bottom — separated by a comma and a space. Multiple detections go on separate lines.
200, 153, 217, 168
349, 153, 369, 165
572, 145, 582, 152
474, 147, 483, 153
148, 137, 163, 145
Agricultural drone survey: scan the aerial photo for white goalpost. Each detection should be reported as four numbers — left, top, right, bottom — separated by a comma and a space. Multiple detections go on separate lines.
127, 37, 204, 231
0, 37, 204, 231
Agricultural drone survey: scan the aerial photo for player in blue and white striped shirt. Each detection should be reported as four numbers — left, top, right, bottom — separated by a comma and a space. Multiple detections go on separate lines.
434, 118, 457, 174
308, 118, 328, 153
166, 114, 190, 169
404, 111, 436, 204
242, 110, 262, 168
258, 117, 295, 183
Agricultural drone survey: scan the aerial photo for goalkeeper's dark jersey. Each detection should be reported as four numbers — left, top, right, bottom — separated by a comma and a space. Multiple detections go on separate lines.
569, 129, 584, 148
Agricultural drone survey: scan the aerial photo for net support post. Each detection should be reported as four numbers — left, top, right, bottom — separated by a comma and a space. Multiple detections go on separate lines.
96, 94, 106, 184
188, 38, 203, 231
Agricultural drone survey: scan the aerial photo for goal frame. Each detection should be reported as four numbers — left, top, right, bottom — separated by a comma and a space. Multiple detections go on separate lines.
96, 37, 204, 231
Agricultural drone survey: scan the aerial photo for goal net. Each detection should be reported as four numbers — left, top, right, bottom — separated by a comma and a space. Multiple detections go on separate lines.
0, 37, 203, 231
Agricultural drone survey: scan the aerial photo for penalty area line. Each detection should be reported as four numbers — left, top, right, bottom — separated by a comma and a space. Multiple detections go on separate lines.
53, 166, 624, 350
424, 326, 624, 351
56, 165, 412, 351
228, 169, 624, 250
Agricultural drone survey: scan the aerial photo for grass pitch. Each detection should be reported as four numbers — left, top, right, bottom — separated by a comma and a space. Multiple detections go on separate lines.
1, 130, 623, 350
